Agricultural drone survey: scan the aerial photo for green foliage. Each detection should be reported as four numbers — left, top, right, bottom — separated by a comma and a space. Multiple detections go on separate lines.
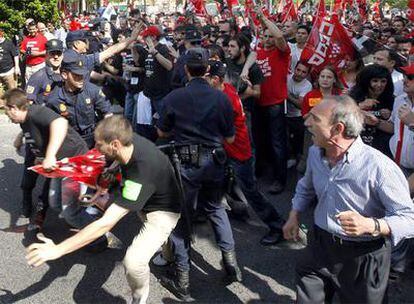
382, 0, 408, 9
0, 0, 60, 38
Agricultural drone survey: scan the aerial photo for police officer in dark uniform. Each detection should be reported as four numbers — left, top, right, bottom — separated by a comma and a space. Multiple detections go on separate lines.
45, 52, 112, 148
170, 29, 203, 89
18, 39, 65, 218
26, 39, 64, 103
157, 48, 242, 301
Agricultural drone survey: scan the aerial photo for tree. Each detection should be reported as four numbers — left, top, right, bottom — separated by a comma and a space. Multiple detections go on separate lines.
0, 0, 60, 38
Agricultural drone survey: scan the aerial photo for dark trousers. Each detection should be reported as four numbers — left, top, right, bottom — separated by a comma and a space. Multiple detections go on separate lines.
286, 116, 305, 159
229, 157, 285, 231
296, 226, 390, 304
170, 154, 235, 272
254, 104, 287, 184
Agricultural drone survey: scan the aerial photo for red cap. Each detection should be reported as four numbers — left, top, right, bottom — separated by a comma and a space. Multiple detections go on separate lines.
400, 64, 414, 76
141, 26, 161, 38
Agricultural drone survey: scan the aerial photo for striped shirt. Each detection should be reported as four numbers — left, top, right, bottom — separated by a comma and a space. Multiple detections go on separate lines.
292, 137, 414, 246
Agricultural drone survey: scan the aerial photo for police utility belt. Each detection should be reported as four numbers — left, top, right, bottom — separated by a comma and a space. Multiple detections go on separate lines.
163, 143, 227, 168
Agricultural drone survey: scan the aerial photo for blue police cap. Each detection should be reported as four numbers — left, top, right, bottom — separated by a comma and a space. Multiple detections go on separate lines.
46, 39, 64, 53
186, 48, 209, 66
61, 51, 88, 76
66, 30, 87, 44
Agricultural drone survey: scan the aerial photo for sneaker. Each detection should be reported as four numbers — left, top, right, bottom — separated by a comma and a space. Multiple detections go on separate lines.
152, 252, 170, 266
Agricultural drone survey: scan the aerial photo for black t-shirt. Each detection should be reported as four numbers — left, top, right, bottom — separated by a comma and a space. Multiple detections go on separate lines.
226, 59, 264, 111
0, 39, 18, 73
113, 134, 181, 214
21, 105, 88, 159
143, 43, 173, 100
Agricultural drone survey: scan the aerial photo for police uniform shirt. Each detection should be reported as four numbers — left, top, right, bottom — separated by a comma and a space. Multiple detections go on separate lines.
26, 65, 63, 103
113, 134, 181, 214
45, 82, 112, 134
157, 78, 235, 146
20, 105, 88, 159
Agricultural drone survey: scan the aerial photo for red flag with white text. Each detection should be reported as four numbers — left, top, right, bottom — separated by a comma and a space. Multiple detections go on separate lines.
186, 0, 207, 16
300, 14, 357, 77
280, 0, 298, 23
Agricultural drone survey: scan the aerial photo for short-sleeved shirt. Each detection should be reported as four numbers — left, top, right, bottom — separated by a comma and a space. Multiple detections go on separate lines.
0, 39, 18, 73
226, 59, 264, 112
157, 78, 235, 146
45, 82, 112, 135
287, 75, 313, 118
301, 88, 342, 116
20, 105, 88, 159
222, 83, 252, 161
256, 46, 291, 106
20, 34, 48, 66
26, 65, 62, 103
143, 44, 173, 100
113, 134, 181, 213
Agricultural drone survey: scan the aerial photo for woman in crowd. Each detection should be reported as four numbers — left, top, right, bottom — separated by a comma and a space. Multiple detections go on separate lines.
301, 66, 343, 116
349, 64, 394, 156
342, 54, 364, 92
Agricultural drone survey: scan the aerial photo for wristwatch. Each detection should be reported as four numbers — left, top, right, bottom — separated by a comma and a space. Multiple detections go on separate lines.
372, 218, 381, 237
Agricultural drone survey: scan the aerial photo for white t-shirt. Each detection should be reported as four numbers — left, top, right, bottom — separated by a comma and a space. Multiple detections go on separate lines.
288, 42, 304, 74
389, 93, 414, 169
392, 69, 404, 97
287, 74, 313, 118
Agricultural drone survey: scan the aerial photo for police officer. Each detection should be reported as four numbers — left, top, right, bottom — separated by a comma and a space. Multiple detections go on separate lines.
170, 29, 203, 89
16, 39, 65, 218
26, 39, 64, 103
64, 23, 143, 81
45, 52, 112, 148
157, 48, 242, 301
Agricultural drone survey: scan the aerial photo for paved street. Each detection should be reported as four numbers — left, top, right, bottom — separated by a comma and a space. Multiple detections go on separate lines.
0, 113, 413, 304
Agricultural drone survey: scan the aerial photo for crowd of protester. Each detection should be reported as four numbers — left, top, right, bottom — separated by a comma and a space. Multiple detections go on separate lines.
1, 3, 414, 303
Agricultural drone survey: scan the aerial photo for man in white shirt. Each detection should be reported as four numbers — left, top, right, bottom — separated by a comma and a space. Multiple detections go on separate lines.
372, 47, 404, 97
288, 25, 310, 73
286, 61, 313, 168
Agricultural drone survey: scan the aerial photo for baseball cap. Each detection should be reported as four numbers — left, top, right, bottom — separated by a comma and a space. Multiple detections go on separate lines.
141, 26, 161, 38
400, 64, 414, 76
186, 48, 209, 66
66, 30, 87, 44
185, 30, 202, 42
61, 52, 87, 76
208, 60, 227, 78
46, 39, 64, 53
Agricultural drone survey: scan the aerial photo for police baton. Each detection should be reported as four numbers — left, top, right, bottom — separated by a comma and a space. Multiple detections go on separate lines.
158, 141, 195, 244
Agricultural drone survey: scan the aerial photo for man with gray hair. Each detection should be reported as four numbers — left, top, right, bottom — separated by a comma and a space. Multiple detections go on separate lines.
283, 95, 414, 303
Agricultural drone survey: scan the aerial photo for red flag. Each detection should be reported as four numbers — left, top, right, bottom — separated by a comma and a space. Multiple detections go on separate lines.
313, 0, 326, 23
280, 0, 298, 23
186, 0, 207, 16
408, 0, 414, 22
29, 149, 106, 187
300, 14, 357, 77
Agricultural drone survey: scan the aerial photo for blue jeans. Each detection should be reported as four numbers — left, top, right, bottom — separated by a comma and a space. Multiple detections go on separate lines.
255, 104, 288, 184
170, 153, 235, 272
124, 92, 136, 123
229, 157, 285, 231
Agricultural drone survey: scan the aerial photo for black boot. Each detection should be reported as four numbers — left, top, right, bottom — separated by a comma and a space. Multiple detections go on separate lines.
222, 250, 243, 283
20, 189, 33, 218
160, 269, 191, 301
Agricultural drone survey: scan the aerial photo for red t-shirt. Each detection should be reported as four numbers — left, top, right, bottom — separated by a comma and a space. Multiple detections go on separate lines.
20, 33, 47, 66
256, 46, 291, 106
70, 20, 82, 31
301, 88, 342, 116
222, 83, 252, 161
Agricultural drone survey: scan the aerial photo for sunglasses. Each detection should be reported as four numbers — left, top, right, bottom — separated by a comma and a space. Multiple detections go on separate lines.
263, 35, 274, 39
49, 51, 63, 56
219, 30, 228, 34
190, 41, 201, 46
406, 74, 414, 81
